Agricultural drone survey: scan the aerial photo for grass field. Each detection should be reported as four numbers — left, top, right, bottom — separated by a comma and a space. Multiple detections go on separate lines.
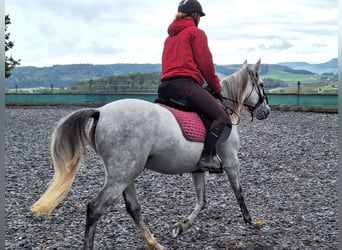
267, 83, 338, 94
263, 68, 322, 84
262, 67, 337, 93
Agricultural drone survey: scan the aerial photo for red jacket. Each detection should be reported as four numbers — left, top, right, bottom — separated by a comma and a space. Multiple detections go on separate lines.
161, 18, 221, 93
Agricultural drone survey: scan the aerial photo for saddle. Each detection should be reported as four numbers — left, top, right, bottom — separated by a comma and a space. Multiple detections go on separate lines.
158, 104, 206, 142
155, 96, 213, 142
155, 95, 231, 143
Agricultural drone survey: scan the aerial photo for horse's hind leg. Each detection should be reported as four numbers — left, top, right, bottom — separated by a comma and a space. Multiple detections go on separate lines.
84, 183, 125, 250
123, 183, 165, 250
173, 172, 206, 237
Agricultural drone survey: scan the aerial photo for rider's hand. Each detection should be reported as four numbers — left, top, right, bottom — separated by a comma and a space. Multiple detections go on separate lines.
214, 91, 224, 102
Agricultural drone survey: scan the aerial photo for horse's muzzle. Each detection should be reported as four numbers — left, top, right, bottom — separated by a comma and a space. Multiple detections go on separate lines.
255, 103, 270, 120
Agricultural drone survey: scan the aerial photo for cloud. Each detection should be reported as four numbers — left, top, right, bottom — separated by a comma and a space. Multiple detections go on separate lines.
312, 43, 329, 48
248, 40, 293, 52
5, 0, 338, 66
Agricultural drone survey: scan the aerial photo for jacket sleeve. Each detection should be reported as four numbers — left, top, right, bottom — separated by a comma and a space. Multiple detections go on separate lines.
191, 29, 221, 93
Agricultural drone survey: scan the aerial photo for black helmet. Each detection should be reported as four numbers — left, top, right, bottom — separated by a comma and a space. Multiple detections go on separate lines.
178, 0, 205, 17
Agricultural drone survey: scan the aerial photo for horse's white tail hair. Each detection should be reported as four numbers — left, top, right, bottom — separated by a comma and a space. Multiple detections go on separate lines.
31, 109, 99, 215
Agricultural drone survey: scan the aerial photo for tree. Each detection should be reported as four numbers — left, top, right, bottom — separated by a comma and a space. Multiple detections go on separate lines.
5, 15, 21, 78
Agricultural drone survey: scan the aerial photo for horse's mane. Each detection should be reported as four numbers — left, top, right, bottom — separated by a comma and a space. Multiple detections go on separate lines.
220, 67, 249, 115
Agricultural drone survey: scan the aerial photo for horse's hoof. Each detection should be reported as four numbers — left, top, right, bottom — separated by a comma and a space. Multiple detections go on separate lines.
148, 244, 165, 250
172, 223, 183, 238
250, 219, 265, 229
152, 244, 165, 250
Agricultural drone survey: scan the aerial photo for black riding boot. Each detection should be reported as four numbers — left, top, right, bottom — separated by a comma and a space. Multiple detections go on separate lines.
198, 123, 229, 174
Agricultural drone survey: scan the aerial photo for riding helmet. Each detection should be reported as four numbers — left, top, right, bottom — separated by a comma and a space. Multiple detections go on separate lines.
178, 0, 205, 17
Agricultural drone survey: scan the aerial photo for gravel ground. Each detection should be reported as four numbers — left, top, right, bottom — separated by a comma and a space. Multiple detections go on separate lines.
5, 106, 338, 250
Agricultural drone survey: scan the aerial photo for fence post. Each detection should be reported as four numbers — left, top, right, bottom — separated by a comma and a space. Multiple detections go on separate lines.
297, 81, 300, 105
51, 84, 53, 93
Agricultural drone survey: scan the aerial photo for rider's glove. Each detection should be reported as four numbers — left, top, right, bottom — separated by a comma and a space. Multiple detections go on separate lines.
214, 91, 224, 102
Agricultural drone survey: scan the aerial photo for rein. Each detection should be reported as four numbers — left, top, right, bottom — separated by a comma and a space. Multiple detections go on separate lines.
220, 97, 241, 125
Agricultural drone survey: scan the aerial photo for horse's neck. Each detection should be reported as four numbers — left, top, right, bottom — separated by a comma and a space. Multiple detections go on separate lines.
221, 69, 248, 115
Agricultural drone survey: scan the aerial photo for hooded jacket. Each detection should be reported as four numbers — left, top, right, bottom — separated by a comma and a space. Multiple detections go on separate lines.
161, 18, 221, 93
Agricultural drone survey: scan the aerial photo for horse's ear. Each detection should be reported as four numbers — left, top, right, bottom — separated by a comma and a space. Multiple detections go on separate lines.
253, 58, 261, 72
242, 60, 248, 68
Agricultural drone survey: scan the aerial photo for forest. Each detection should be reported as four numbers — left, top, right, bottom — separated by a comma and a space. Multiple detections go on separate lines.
69, 72, 161, 93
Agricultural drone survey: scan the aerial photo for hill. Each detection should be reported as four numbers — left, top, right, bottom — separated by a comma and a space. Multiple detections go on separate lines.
5, 64, 162, 89
5, 59, 338, 90
278, 58, 338, 74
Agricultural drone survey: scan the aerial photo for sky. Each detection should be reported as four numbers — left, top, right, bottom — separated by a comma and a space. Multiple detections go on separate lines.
5, 0, 338, 67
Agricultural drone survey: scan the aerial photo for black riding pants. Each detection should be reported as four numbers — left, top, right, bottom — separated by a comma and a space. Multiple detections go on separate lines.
158, 78, 230, 130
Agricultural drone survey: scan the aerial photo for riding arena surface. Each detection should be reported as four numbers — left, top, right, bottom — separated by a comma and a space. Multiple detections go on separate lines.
5, 106, 337, 249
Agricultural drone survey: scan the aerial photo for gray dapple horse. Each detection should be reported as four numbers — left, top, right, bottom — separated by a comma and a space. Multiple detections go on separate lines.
31, 60, 270, 250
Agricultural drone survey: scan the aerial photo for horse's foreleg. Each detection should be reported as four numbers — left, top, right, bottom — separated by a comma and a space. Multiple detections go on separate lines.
123, 183, 165, 250
84, 184, 122, 250
172, 172, 206, 237
225, 161, 253, 225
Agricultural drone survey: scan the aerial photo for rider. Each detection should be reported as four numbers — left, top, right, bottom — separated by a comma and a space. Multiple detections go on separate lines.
158, 0, 232, 173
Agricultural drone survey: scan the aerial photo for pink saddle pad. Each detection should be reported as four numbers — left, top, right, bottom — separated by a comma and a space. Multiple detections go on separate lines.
160, 104, 206, 142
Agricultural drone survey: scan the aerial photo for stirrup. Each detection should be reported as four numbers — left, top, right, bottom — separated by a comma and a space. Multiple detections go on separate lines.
197, 154, 223, 174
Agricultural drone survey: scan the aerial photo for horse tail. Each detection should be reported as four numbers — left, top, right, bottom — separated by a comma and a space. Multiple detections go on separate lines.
31, 109, 100, 215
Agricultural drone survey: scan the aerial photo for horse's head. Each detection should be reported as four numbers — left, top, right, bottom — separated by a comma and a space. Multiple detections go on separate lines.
242, 59, 270, 120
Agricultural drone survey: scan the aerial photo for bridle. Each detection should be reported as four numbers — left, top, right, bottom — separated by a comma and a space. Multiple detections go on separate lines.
243, 68, 269, 114
220, 67, 269, 122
